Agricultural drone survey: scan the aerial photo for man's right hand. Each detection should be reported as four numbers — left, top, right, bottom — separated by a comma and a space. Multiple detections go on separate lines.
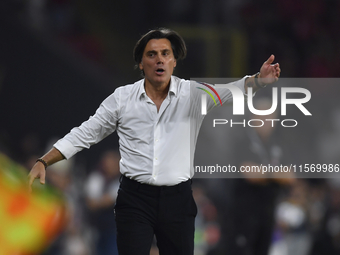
27, 147, 65, 192
28, 161, 46, 193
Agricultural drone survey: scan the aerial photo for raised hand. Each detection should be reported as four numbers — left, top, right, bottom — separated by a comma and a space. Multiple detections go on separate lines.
259, 54, 281, 85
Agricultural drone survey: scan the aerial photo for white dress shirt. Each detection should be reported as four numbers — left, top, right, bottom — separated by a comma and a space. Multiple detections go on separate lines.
54, 76, 247, 186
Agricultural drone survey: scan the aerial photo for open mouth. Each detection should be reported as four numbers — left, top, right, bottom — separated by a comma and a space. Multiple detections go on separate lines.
155, 68, 165, 75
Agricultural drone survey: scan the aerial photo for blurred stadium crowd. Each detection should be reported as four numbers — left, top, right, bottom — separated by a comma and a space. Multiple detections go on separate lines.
1, 0, 340, 254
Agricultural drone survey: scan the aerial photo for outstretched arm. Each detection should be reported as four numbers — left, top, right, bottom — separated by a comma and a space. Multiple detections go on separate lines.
245, 54, 281, 93
27, 147, 65, 192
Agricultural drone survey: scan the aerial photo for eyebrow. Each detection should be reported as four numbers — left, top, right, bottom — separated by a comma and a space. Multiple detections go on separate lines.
146, 49, 171, 54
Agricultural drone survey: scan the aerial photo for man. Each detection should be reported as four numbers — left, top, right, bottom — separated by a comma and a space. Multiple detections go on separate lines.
28, 28, 280, 255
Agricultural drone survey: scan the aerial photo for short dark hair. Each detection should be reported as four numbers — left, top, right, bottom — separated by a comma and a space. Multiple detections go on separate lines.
133, 28, 187, 68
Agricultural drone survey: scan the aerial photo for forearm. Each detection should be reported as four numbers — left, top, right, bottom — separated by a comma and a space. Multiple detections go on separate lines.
244, 73, 264, 94
38, 147, 65, 168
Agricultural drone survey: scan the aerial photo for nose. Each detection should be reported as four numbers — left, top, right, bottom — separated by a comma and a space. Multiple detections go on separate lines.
156, 53, 164, 64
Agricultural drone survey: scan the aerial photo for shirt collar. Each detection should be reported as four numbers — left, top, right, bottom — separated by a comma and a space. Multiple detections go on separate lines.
138, 76, 178, 100
169, 76, 178, 97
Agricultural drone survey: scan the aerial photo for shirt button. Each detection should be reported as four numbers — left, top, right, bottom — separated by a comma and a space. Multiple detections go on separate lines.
155, 157, 158, 160
155, 139, 159, 142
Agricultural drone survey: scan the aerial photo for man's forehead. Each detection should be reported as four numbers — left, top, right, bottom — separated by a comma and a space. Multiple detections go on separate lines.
144, 38, 172, 52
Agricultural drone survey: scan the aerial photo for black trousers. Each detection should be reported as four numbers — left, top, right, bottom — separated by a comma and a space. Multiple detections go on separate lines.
114, 176, 197, 255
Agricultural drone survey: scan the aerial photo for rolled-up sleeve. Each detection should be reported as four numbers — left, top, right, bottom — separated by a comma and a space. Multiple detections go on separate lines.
54, 91, 119, 159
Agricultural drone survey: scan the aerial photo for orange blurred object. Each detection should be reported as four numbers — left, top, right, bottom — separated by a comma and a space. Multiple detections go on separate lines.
0, 153, 66, 255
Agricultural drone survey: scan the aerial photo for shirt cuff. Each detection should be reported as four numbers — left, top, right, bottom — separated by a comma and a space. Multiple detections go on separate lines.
238, 75, 256, 97
236, 75, 252, 96
53, 138, 79, 160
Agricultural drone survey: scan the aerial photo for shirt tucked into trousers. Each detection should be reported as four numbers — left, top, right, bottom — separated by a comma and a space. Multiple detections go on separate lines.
53, 76, 248, 254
